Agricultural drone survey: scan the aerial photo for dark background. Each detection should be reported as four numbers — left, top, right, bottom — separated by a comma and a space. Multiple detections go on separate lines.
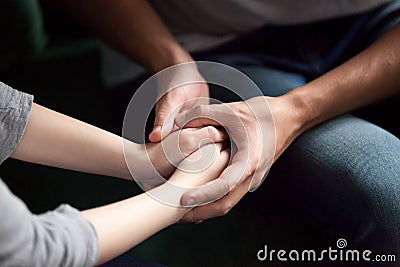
0, 1, 398, 267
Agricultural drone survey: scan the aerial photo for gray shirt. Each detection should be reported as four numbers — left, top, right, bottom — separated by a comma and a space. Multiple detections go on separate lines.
0, 81, 99, 267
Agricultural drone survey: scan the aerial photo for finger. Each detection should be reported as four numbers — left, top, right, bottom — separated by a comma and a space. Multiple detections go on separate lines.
180, 155, 249, 207
249, 167, 269, 192
164, 128, 228, 169
189, 126, 228, 149
179, 118, 221, 129
180, 174, 228, 207
149, 129, 162, 143
149, 101, 175, 142
175, 105, 220, 128
179, 127, 227, 158
173, 148, 230, 192
181, 175, 251, 222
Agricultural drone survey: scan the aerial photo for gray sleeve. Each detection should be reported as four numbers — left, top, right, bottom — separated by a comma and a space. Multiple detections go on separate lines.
0, 81, 33, 164
0, 178, 99, 267
0, 82, 99, 266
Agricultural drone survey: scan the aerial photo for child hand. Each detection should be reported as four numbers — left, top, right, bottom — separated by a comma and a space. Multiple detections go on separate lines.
147, 127, 227, 177
126, 127, 227, 190
148, 143, 230, 208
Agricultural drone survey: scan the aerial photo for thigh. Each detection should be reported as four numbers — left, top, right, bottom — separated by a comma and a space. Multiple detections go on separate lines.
204, 54, 307, 99
250, 115, 400, 255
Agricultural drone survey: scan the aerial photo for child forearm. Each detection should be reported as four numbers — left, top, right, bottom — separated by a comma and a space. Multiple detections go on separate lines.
82, 145, 229, 265
82, 191, 187, 264
11, 103, 227, 183
11, 103, 137, 179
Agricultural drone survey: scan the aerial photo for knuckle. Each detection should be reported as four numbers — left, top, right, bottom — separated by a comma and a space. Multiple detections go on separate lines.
193, 105, 203, 116
156, 110, 169, 121
215, 206, 226, 217
181, 136, 196, 153
183, 214, 195, 223
244, 166, 255, 178
220, 202, 233, 216
193, 104, 208, 117
179, 133, 190, 145
206, 126, 217, 140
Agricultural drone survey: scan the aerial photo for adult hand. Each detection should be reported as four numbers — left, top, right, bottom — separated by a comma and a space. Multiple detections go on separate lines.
149, 63, 209, 143
175, 95, 305, 222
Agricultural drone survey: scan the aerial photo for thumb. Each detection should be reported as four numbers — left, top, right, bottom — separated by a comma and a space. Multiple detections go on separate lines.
149, 101, 174, 142
175, 105, 221, 128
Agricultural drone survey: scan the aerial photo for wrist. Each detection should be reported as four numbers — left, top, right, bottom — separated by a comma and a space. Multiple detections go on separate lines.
149, 181, 193, 213
146, 143, 175, 178
123, 142, 155, 180
278, 86, 316, 134
148, 43, 194, 73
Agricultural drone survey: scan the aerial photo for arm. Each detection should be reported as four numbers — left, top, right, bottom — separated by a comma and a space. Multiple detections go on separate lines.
175, 23, 400, 222
82, 145, 230, 265
11, 103, 133, 179
0, 144, 228, 267
57, 0, 190, 73
11, 103, 226, 181
57, 0, 209, 142
285, 23, 400, 137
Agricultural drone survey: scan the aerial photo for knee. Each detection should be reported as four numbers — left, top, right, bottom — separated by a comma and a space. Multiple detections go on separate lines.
287, 115, 400, 252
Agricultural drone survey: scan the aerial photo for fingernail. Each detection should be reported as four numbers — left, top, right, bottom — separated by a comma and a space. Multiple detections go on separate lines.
195, 220, 203, 224
152, 125, 161, 133
185, 198, 196, 206
249, 183, 259, 192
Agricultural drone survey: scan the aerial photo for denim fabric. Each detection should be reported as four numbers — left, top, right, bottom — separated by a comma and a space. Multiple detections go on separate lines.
192, 0, 400, 260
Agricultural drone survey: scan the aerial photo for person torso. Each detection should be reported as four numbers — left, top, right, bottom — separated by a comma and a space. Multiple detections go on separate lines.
149, 0, 390, 51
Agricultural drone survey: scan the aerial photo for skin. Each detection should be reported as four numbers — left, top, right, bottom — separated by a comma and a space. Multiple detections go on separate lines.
83, 146, 229, 265
57, 0, 208, 141
12, 104, 226, 181
178, 23, 400, 222
11, 102, 229, 265
58, 0, 400, 221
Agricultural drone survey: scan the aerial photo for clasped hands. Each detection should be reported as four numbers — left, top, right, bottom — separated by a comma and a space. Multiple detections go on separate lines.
128, 65, 297, 223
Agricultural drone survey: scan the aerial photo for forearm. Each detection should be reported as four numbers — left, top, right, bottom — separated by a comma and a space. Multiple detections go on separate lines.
83, 145, 229, 265
58, 0, 192, 72
284, 23, 400, 132
82, 191, 188, 265
11, 103, 138, 179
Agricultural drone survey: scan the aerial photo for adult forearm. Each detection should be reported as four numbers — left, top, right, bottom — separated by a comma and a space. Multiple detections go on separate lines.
285, 23, 400, 132
11, 103, 137, 179
59, 0, 192, 72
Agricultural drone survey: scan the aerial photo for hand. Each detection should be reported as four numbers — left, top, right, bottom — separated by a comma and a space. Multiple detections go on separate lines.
147, 127, 227, 177
149, 64, 210, 143
149, 143, 230, 208
169, 144, 230, 189
175, 95, 305, 222
127, 127, 227, 190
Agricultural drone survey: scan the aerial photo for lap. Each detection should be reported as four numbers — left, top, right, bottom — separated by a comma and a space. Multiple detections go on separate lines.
207, 60, 400, 254
241, 114, 400, 258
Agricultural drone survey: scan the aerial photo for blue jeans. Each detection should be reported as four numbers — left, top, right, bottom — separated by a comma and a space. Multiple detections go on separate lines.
192, 1, 400, 260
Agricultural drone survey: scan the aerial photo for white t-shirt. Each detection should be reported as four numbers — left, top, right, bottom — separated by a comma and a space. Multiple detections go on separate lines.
150, 0, 390, 51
